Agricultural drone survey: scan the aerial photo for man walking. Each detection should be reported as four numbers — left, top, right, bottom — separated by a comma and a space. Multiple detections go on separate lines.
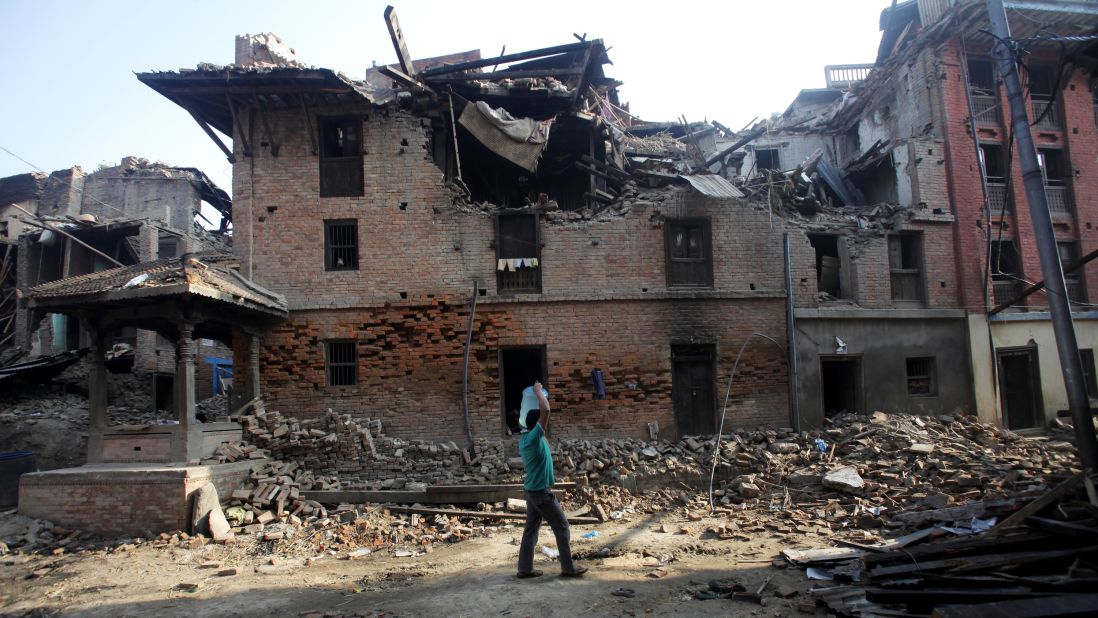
516, 381, 587, 579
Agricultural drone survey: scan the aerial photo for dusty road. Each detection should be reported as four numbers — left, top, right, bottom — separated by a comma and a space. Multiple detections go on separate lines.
0, 508, 823, 617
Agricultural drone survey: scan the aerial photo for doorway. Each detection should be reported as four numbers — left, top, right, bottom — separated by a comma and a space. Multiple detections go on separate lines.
153, 373, 174, 413
499, 346, 547, 434
997, 347, 1042, 429
821, 356, 862, 417
671, 345, 716, 437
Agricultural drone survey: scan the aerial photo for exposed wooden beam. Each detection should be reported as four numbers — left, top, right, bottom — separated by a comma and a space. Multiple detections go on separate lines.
384, 6, 416, 77
298, 94, 318, 156
188, 110, 235, 163
424, 67, 585, 83
225, 97, 253, 157
420, 41, 598, 77
157, 84, 355, 96
252, 94, 280, 157
378, 65, 434, 94
12, 205, 124, 268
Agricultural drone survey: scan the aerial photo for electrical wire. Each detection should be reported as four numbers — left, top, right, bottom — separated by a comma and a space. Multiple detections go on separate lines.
707, 332, 787, 512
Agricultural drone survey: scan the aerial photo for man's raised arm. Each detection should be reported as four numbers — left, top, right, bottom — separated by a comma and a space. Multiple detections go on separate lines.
533, 380, 551, 431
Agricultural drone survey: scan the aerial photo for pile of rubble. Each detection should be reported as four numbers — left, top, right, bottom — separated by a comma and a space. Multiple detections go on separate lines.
233, 401, 520, 487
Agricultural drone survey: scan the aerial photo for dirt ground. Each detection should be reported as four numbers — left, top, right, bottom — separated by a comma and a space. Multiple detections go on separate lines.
0, 507, 824, 618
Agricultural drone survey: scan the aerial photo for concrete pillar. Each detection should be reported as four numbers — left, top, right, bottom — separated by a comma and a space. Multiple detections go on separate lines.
247, 333, 261, 402
85, 324, 107, 464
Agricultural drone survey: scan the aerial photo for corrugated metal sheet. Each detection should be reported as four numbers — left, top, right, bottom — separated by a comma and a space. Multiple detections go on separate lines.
918, 0, 955, 26
679, 174, 745, 199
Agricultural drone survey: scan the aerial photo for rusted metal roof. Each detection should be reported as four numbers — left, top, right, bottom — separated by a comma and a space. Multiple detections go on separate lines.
679, 174, 745, 199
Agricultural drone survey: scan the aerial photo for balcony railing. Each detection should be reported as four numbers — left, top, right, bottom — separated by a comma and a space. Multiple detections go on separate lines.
1045, 185, 1072, 217
993, 279, 1023, 308
825, 64, 874, 89
497, 266, 541, 294
986, 182, 1009, 218
972, 93, 1001, 126
1032, 98, 1063, 131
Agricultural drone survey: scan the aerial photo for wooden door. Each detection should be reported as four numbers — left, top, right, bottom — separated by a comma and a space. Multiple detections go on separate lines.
672, 345, 715, 437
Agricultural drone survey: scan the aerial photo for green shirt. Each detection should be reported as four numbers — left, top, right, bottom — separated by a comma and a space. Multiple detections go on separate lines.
519, 424, 555, 491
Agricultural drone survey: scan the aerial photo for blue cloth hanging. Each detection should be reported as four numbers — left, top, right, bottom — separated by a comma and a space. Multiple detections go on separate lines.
591, 369, 606, 399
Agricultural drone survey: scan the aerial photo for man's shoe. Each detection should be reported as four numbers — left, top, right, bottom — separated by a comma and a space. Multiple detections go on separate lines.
560, 567, 588, 578
516, 570, 544, 579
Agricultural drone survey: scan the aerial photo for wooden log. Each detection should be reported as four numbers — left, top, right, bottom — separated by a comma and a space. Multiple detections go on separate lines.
868, 545, 1098, 579
990, 474, 1084, 534
383, 505, 599, 525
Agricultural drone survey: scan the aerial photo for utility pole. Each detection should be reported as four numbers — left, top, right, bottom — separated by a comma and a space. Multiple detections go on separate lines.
987, 0, 1098, 471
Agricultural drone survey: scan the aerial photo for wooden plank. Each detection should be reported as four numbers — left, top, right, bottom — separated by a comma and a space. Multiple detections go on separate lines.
782, 546, 865, 564
931, 593, 1098, 618
420, 41, 596, 78
990, 474, 1084, 534
1025, 516, 1098, 539
384, 505, 599, 525
378, 65, 433, 94
305, 486, 569, 505
868, 544, 1098, 579
893, 497, 1030, 526
426, 482, 575, 494
383, 6, 416, 78
866, 587, 1053, 605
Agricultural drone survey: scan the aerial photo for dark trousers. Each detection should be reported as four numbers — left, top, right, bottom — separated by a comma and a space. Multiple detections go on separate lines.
517, 489, 575, 573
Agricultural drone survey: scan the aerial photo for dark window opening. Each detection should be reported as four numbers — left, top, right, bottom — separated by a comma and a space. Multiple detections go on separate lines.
1081, 349, 1097, 399
326, 340, 358, 386
906, 357, 937, 396
0, 220, 8, 239
1057, 241, 1086, 305
158, 235, 179, 259
1029, 65, 1063, 130
496, 214, 541, 293
1028, 64, 1057, 98
821, 356, 862, 417
324, 219, 358, 271
808, 234, 847, 299
967, 59, 996, 92
979, 144, 1006, 182
1038, 149, 1068, 185
847, 153, 898, 205
888, 234, 924, 303
320, 117, 364, 197
665, 219, 713, 288
500, 346, 546, 435
755, 148, 781, 172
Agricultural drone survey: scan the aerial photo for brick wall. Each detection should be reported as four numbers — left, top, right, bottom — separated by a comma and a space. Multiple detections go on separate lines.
230, 104, 798, 441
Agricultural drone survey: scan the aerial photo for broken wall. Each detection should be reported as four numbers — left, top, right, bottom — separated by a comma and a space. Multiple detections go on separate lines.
231, 103, 797, 439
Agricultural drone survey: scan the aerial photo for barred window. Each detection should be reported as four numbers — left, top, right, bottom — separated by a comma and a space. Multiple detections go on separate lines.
324, 220, 358, 271
326, 341, 357, 386
906, 357, 936, 396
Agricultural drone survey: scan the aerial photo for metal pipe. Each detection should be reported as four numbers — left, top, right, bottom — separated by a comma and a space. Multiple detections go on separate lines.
987, 0, 1098, 470
461, 280, 479, 458
783, 233, 802, 433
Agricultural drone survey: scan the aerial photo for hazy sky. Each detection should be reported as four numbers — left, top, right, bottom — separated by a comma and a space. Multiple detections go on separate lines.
0, 0, 891, 195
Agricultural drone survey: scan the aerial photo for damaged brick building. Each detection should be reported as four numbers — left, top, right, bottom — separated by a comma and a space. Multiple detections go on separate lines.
137, 32, 798, 443
1, 157, 233, 403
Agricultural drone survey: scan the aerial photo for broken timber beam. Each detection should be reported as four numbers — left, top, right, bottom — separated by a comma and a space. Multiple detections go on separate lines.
930, 593, 1098, 618
384, 505, 599, 525
420, 41, 599, 78
379, 65, 434, 95
989, 474, 1084, 534
384, 6, 416, 78
704, 124, 768, 167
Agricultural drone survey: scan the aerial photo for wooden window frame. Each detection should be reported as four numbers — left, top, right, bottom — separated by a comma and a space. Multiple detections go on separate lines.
665, 218, 714, 288
495, 213, 541, 294
888, 233, 925, 305
324, 219, 359, 271
325, 340, 358, 387
319, 116, 365, 198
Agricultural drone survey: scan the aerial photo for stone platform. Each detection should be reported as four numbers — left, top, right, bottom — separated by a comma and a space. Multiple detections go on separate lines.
18, 460, 262, 536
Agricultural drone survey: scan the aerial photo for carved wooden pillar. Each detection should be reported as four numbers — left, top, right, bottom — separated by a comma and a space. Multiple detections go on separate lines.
85, 319, 107, 463
247, 333, 261, 401
175, 322, 197, 426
